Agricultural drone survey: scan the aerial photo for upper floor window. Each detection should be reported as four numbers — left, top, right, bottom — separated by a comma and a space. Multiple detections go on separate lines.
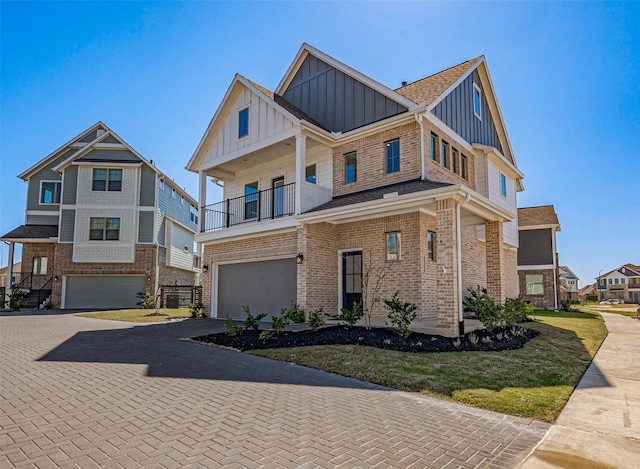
180, 195, 185, 205
430, 133, 437, 161
92, 168, 122, 192
159, 179, 164, 191
89, 217, 120, 241
40, 181, 61, 204
451, 148, 458, 174
386, 232, 401, 261
473, 83, 482, 120
427, 231, 436, 261
500, 173, 507, 198
33, 257, 47, 275
344, 152, 357, 184
608, 279, 612, 285
171, 188, 176, 199
238, 108, 249, 138
385, 139, 400, 174
614, 278, 619, 284
621, 278, 625, 284
461, 155, 468, 180
441, 141, 449, 169
244, 182, 259, 220
190, 204, 199, 225
305, 164, 317, 184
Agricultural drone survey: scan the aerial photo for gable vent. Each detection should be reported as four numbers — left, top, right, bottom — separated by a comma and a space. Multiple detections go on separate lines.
96, 129, 105, 137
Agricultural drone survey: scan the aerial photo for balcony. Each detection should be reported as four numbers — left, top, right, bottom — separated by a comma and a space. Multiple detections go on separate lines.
203, 182, 295, 232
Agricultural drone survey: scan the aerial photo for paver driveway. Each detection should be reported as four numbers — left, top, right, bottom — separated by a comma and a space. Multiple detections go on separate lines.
1, 312, 549, 468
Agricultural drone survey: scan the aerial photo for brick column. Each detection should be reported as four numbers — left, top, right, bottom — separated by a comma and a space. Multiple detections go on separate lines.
436, 198, 458, 334
485, 220, 505, 304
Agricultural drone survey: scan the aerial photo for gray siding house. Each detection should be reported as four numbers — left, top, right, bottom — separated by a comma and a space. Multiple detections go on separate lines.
1, 122, 200, 309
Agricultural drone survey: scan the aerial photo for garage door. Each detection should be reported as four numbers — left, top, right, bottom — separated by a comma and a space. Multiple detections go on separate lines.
64, 275, 146, 309
217, 258, 297, 319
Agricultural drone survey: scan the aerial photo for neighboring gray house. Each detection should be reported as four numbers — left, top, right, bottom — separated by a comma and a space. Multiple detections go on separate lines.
1, 122, 201, 309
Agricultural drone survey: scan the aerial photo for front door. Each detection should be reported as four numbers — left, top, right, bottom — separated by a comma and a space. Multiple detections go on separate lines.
272, 176, 285, 218
342, 251, 362, 309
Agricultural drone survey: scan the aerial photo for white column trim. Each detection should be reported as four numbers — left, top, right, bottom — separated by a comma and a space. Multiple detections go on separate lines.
295, 134, 307, 215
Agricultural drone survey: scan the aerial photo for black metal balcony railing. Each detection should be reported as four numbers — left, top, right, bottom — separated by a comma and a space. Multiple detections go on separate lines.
202, 182, 295, 232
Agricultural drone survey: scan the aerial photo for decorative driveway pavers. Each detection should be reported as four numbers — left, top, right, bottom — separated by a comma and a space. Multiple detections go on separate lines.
1, 312, 549, 468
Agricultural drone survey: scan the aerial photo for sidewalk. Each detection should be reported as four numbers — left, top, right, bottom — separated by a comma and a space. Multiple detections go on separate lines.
519, 312, 640, 468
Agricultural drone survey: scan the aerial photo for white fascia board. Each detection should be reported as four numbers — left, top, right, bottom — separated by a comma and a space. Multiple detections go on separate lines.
162, 213, 197, 235
18, 121, 108, 180
72, 161, 142, 168
51, 131, 115, 173
195, 218, 298, 245
0, 237, 59, 243
199, 126, 300, 173
427, 56, 483, 111
517, 265, 555, 271
518, 223, 561, 231
275, 43, 418, 110
473, 143, 524, 180
332, 107, 427, 144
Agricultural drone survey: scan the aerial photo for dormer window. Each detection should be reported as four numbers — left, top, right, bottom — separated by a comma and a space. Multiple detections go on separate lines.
238, 107, 249, 138
473, 83, 482, 120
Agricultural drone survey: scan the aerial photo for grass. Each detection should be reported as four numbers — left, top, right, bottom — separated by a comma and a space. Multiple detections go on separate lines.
578, 306, 639, 318
76, 308, 191, 323
252, 310, 607, 423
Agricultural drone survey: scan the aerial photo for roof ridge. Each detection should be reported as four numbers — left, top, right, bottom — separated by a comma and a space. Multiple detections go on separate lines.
394, 56, 481, 91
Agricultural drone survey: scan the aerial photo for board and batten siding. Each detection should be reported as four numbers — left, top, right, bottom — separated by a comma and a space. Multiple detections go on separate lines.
62, 165, 78, 205
26, 149, 75, 212
166, 221, 194, 271
204, 86, 297, 165
158, 184, 197, 231
283, 54, 408, 133
518, 229, 553, 266
432, 70, 502, 153
139, 165, 156, 207
138, 210, 155, 243
59, 210, 75, 242
78, 148, 139, 163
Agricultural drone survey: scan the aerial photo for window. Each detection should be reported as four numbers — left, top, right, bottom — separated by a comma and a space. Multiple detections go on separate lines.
92, 168, 122, 191
244, 182, 259, 219
159, 180, 164, 190
621, 278, 625, 284
500, 173, 507, 197
608, 279, 612, 285
441, 141, 449, 169
305, 164, 317, 184
33, 257, 47, 275
190, 205, 199, 224
171, 188, 176, 199
451, 148, 458, 174
385, 139, 400, 174
386, 232, 401, 261
238, 108, 249, 138
430, 133, 437, 161
473, 83, 482, 120
89, 217, 120, 241
40, 181, 61, 204
614, 278, 619, 284
180, 196, 185, 205
427, 231, 436, 261
344, 152, 357, 184
525, 274, 544, 295
461, 155, 468, 180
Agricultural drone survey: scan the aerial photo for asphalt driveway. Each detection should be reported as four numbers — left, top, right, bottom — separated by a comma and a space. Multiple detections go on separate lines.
1, 311, 549, 468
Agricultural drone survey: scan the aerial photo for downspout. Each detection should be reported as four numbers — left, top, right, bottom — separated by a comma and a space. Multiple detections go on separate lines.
415, 113, 425, 180
456, 193, 471, 336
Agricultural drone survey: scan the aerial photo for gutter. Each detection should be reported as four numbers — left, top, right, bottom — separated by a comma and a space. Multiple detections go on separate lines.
415, 113, 425, 180
456, 193, 472, 336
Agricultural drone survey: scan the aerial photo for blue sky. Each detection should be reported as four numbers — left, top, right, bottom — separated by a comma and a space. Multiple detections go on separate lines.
1, 1, 638, 286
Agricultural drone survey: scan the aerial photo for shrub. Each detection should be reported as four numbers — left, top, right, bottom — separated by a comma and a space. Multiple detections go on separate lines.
384, 292, 417, 338
242, 305, 266, 330
463, 285, 502, 331
307, 308, 326, 331
188, 302, 205, 318
334, 301, 364, 326
281, 304, 305, 323
271, 314, 290, 332
136, 291, 155, 309
43, 300, 54, 310
560, 300, 571, 312
9, 287, 25, 311
503, 297, 533, 326
224, 317, 243, 336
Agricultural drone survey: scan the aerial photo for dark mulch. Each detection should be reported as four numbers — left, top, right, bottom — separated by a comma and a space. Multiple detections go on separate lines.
191, 325, 539, 353
144, 312, 168, 317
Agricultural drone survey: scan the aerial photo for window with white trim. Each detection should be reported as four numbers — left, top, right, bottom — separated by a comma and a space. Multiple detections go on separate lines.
473, 83, 482, 120
190, 204, 199, 224
159, 179, 164, 190
40, 181, 61, 204
305, 164, 317, 184
526, 274, 544, 295
386, 232, 401, 261
180, 195, 185, 205
33, 257, 48, 275
238, 107, 249, 138
89, 217, 120, 241
92, 168, 122, 191
500, 173, 507, 198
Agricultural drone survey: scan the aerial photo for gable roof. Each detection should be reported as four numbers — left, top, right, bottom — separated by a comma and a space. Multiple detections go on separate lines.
518, 205, 560, 228
559, 266, 579, 280
596, 263, 640, 279
395, 57, 480, 106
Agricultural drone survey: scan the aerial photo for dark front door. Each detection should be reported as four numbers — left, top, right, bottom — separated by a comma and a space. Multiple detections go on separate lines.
342, 251, 362, 309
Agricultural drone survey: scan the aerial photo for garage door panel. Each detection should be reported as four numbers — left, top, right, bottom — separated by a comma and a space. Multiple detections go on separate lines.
218, 258, 296, 319
65, 275, 146, 309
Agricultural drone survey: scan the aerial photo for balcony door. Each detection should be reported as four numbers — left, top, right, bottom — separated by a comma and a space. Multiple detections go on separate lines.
342, 251, 362, 309
272, 176, 285, 218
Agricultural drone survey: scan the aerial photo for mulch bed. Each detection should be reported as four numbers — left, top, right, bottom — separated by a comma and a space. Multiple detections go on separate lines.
191, 325, 539, 353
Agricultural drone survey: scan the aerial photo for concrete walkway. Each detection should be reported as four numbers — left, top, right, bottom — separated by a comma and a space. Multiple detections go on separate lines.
519, 312, 640, 468
0, 311, 549, 468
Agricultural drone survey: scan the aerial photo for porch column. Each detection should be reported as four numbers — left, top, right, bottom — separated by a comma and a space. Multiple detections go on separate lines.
6, 241, 15, 301
198, 171, 207, 233
485, 220, 506, 303
295, 134, 307, 215
436, 198, 459, 335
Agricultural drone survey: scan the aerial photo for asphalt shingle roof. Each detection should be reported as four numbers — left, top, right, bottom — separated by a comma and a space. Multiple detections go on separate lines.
0, 225, 58, 240
307, 178, 453, 213
518, 205, 559, 227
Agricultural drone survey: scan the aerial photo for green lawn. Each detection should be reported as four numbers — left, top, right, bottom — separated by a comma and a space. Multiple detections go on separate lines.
252, 310, 607, 423
579, 306, 638, 318
76, 308, 191, 323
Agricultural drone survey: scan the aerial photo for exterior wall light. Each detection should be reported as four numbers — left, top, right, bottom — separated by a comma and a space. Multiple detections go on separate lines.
296, 253, 304, 264
202, 264, 209, 273
53, 276, 59, 282
146, 276, 152, 282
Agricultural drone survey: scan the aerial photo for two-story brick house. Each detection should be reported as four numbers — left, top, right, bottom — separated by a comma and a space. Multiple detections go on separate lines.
187, 44, 524, 336
1, 122, 200, 309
